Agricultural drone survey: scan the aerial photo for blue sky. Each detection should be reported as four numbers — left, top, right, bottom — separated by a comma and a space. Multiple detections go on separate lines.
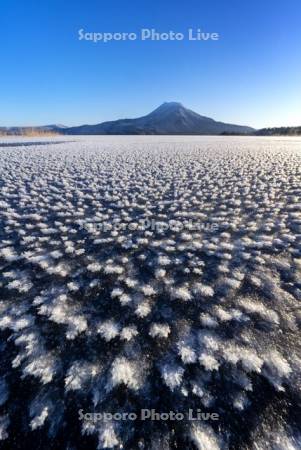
0, 0, 300, 128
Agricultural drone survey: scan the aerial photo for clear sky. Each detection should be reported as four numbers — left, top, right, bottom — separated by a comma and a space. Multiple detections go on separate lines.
0, 0, 300, 128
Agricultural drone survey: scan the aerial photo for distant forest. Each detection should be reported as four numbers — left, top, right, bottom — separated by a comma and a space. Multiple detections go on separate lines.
254, 126, 301, 136
0, 128, 60, 137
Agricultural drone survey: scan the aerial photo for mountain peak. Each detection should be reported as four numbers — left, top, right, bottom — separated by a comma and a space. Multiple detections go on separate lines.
161, 101, 184, 108
147, 102, 187, 119
152, 101, 184, 111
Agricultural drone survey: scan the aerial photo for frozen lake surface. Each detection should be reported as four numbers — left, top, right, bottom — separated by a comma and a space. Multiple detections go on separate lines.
0, 136, 301, 449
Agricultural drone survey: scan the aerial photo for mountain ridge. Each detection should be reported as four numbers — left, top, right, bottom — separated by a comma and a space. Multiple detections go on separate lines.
63, 102, 255, 135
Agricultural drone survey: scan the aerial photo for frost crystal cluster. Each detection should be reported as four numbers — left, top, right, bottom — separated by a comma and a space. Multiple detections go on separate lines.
0, 136, 300, 449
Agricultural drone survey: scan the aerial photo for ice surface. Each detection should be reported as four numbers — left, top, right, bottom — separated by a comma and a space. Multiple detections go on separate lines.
0, 135, 301, 448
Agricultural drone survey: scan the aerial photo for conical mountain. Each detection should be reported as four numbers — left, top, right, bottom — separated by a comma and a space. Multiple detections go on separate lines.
65, 102, 254, 135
